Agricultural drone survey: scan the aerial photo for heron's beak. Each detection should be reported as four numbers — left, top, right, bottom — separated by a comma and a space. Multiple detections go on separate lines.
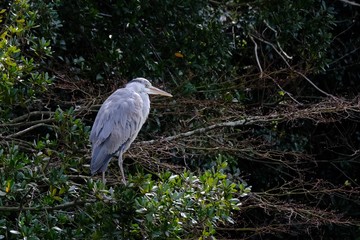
148, 86, 173, 97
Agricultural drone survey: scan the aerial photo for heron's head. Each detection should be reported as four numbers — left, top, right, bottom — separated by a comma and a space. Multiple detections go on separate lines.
126, 78, 173, 97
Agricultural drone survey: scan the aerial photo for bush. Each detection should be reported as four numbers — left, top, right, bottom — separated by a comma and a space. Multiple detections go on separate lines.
0, 0, 55, 117
132, 160, 249, 238
0, 149, 248, 239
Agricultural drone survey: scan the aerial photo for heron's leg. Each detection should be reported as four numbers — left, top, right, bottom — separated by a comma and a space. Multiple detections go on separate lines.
118, 153, 127, 184
102, 171, 106, 184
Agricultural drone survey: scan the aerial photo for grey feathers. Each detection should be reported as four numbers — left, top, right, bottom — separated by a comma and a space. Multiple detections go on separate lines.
89, 78, 171, 183
90, 88, 146, 174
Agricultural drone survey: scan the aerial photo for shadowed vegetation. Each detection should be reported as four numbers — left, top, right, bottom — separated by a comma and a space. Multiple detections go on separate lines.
1, 0, 359, 239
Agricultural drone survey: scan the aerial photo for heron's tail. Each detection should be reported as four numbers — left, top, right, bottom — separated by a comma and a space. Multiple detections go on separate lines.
90, 144, 113, 175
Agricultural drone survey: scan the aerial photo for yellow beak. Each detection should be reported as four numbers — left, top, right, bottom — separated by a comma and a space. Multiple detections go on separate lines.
148, 86, 173, 97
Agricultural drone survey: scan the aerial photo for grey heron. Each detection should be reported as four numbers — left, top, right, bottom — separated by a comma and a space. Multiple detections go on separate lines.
90, 78, 172, 184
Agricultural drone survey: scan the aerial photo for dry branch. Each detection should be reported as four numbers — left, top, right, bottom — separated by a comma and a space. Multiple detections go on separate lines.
6, 123, 53, 138
340, 0, 360, 7
0, 199, 96, 212
250, 32, 337, 99
9, 111, 55, 123
139, 99, 358, 145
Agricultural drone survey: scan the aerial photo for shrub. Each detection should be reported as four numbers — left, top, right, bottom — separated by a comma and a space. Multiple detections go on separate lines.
0, 0, 55, 118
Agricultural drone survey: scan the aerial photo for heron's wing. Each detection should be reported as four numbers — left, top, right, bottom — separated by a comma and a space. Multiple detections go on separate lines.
90, 89, 144, 174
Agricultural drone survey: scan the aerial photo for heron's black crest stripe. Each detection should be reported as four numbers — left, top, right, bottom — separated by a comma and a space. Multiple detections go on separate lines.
128, 78, 151, 87
129, 79, 145, 84
129, 79, 141, 83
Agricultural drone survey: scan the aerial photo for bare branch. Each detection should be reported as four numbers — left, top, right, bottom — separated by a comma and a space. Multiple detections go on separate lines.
249, 35, 263, 78
293, 69, 338, 100
0, 199, 96, 212
140, 99, 354, 145
0, 118, 54, 128
263, 20, 293, 59
6, 123, 54, 138
268, 75, 303, 105
10, 111, 55, 123
340, 0, 360, 7
250, 33, 337, 99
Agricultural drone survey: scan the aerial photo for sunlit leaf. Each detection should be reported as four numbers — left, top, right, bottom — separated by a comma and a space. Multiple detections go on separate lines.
9, 230, 21, 235
175, 52, 184, 58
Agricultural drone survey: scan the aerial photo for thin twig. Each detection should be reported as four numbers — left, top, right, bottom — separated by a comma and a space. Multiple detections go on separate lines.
293, 70, 338, 100
0, 199, 96, 212
6, 123, 53, 138
10, 111, 55, 123
263, 20, 292, 59
0, 118, 54, 128
340, 0, 360, 7
267, 75, 303, 105
139, 100, 353, 145
250, 33, 337, 99
249, 35, 263, 78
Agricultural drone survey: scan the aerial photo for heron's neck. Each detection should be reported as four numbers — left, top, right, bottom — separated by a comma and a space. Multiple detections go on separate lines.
140, 92, 150, 123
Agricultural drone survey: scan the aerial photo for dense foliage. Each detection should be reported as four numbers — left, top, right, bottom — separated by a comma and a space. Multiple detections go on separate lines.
1, 0, 359, 239
0, 0, 52, 116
